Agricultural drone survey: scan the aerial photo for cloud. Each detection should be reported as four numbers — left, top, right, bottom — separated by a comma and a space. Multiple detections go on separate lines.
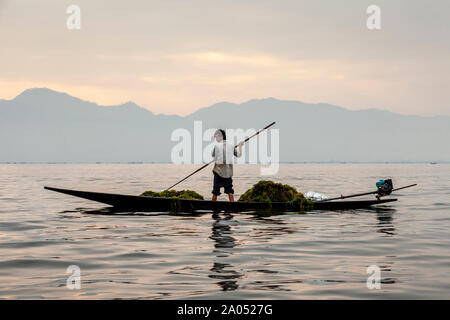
0, 0, 449, 115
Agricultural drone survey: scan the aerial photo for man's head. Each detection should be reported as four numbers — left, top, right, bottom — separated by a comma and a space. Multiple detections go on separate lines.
214, 129, 226, 142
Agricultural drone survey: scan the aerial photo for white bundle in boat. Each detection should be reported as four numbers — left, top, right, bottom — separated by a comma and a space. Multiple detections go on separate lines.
305, 191, 328, 201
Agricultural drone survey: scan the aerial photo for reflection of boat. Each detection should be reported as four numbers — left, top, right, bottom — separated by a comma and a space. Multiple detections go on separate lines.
44, 186, 397, 212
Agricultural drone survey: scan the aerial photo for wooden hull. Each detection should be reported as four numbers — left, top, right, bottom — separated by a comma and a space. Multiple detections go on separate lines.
44, 186, 397, 212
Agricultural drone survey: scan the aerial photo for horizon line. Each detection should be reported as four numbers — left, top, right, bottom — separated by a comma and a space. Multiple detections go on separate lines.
0, 161, 447, 165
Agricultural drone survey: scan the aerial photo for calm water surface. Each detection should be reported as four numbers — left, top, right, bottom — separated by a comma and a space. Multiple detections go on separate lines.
0, 164, 449, 299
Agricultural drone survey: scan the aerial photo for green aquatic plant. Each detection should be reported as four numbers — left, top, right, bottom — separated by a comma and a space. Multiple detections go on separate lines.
238, 180, 313, 211
288, 193, 314, 211
140, 189, 204, 200
238, 180, 297, 202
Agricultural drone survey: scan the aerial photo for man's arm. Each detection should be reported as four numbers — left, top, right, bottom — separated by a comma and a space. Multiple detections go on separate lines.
234, 142, 243, 157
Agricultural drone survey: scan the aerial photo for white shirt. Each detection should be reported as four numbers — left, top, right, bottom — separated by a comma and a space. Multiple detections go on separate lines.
212, 141, 242, 178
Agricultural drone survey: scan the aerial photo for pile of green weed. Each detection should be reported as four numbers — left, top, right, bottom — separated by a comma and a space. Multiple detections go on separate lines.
238, 180, 313, 211
140, 189, 204, 200
238, 180, 298, 202
288, 194, 314, 211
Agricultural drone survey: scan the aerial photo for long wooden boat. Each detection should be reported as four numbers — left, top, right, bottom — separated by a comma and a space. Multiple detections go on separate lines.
44, 186, 397, 212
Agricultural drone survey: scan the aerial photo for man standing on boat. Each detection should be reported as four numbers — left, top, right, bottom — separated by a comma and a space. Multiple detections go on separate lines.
211, 129, 243, 202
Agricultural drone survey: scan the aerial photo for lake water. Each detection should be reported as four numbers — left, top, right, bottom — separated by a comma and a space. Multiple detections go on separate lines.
0, 163, 449, 299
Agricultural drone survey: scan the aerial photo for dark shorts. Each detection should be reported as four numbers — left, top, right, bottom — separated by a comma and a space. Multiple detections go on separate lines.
212, 172, 234, 195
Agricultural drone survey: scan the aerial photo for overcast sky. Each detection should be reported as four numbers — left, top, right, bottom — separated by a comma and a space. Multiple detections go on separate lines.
0, 0, 449, 115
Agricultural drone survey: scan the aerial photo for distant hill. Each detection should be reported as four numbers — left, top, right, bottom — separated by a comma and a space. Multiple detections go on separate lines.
0, 88, 449, 162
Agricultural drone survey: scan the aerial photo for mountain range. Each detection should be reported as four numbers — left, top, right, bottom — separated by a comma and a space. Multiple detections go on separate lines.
0, 88, 449, 162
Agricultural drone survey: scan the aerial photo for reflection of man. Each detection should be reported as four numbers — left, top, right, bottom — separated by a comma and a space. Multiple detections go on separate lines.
209, 212, 240, 291
211, 129, 243, 202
